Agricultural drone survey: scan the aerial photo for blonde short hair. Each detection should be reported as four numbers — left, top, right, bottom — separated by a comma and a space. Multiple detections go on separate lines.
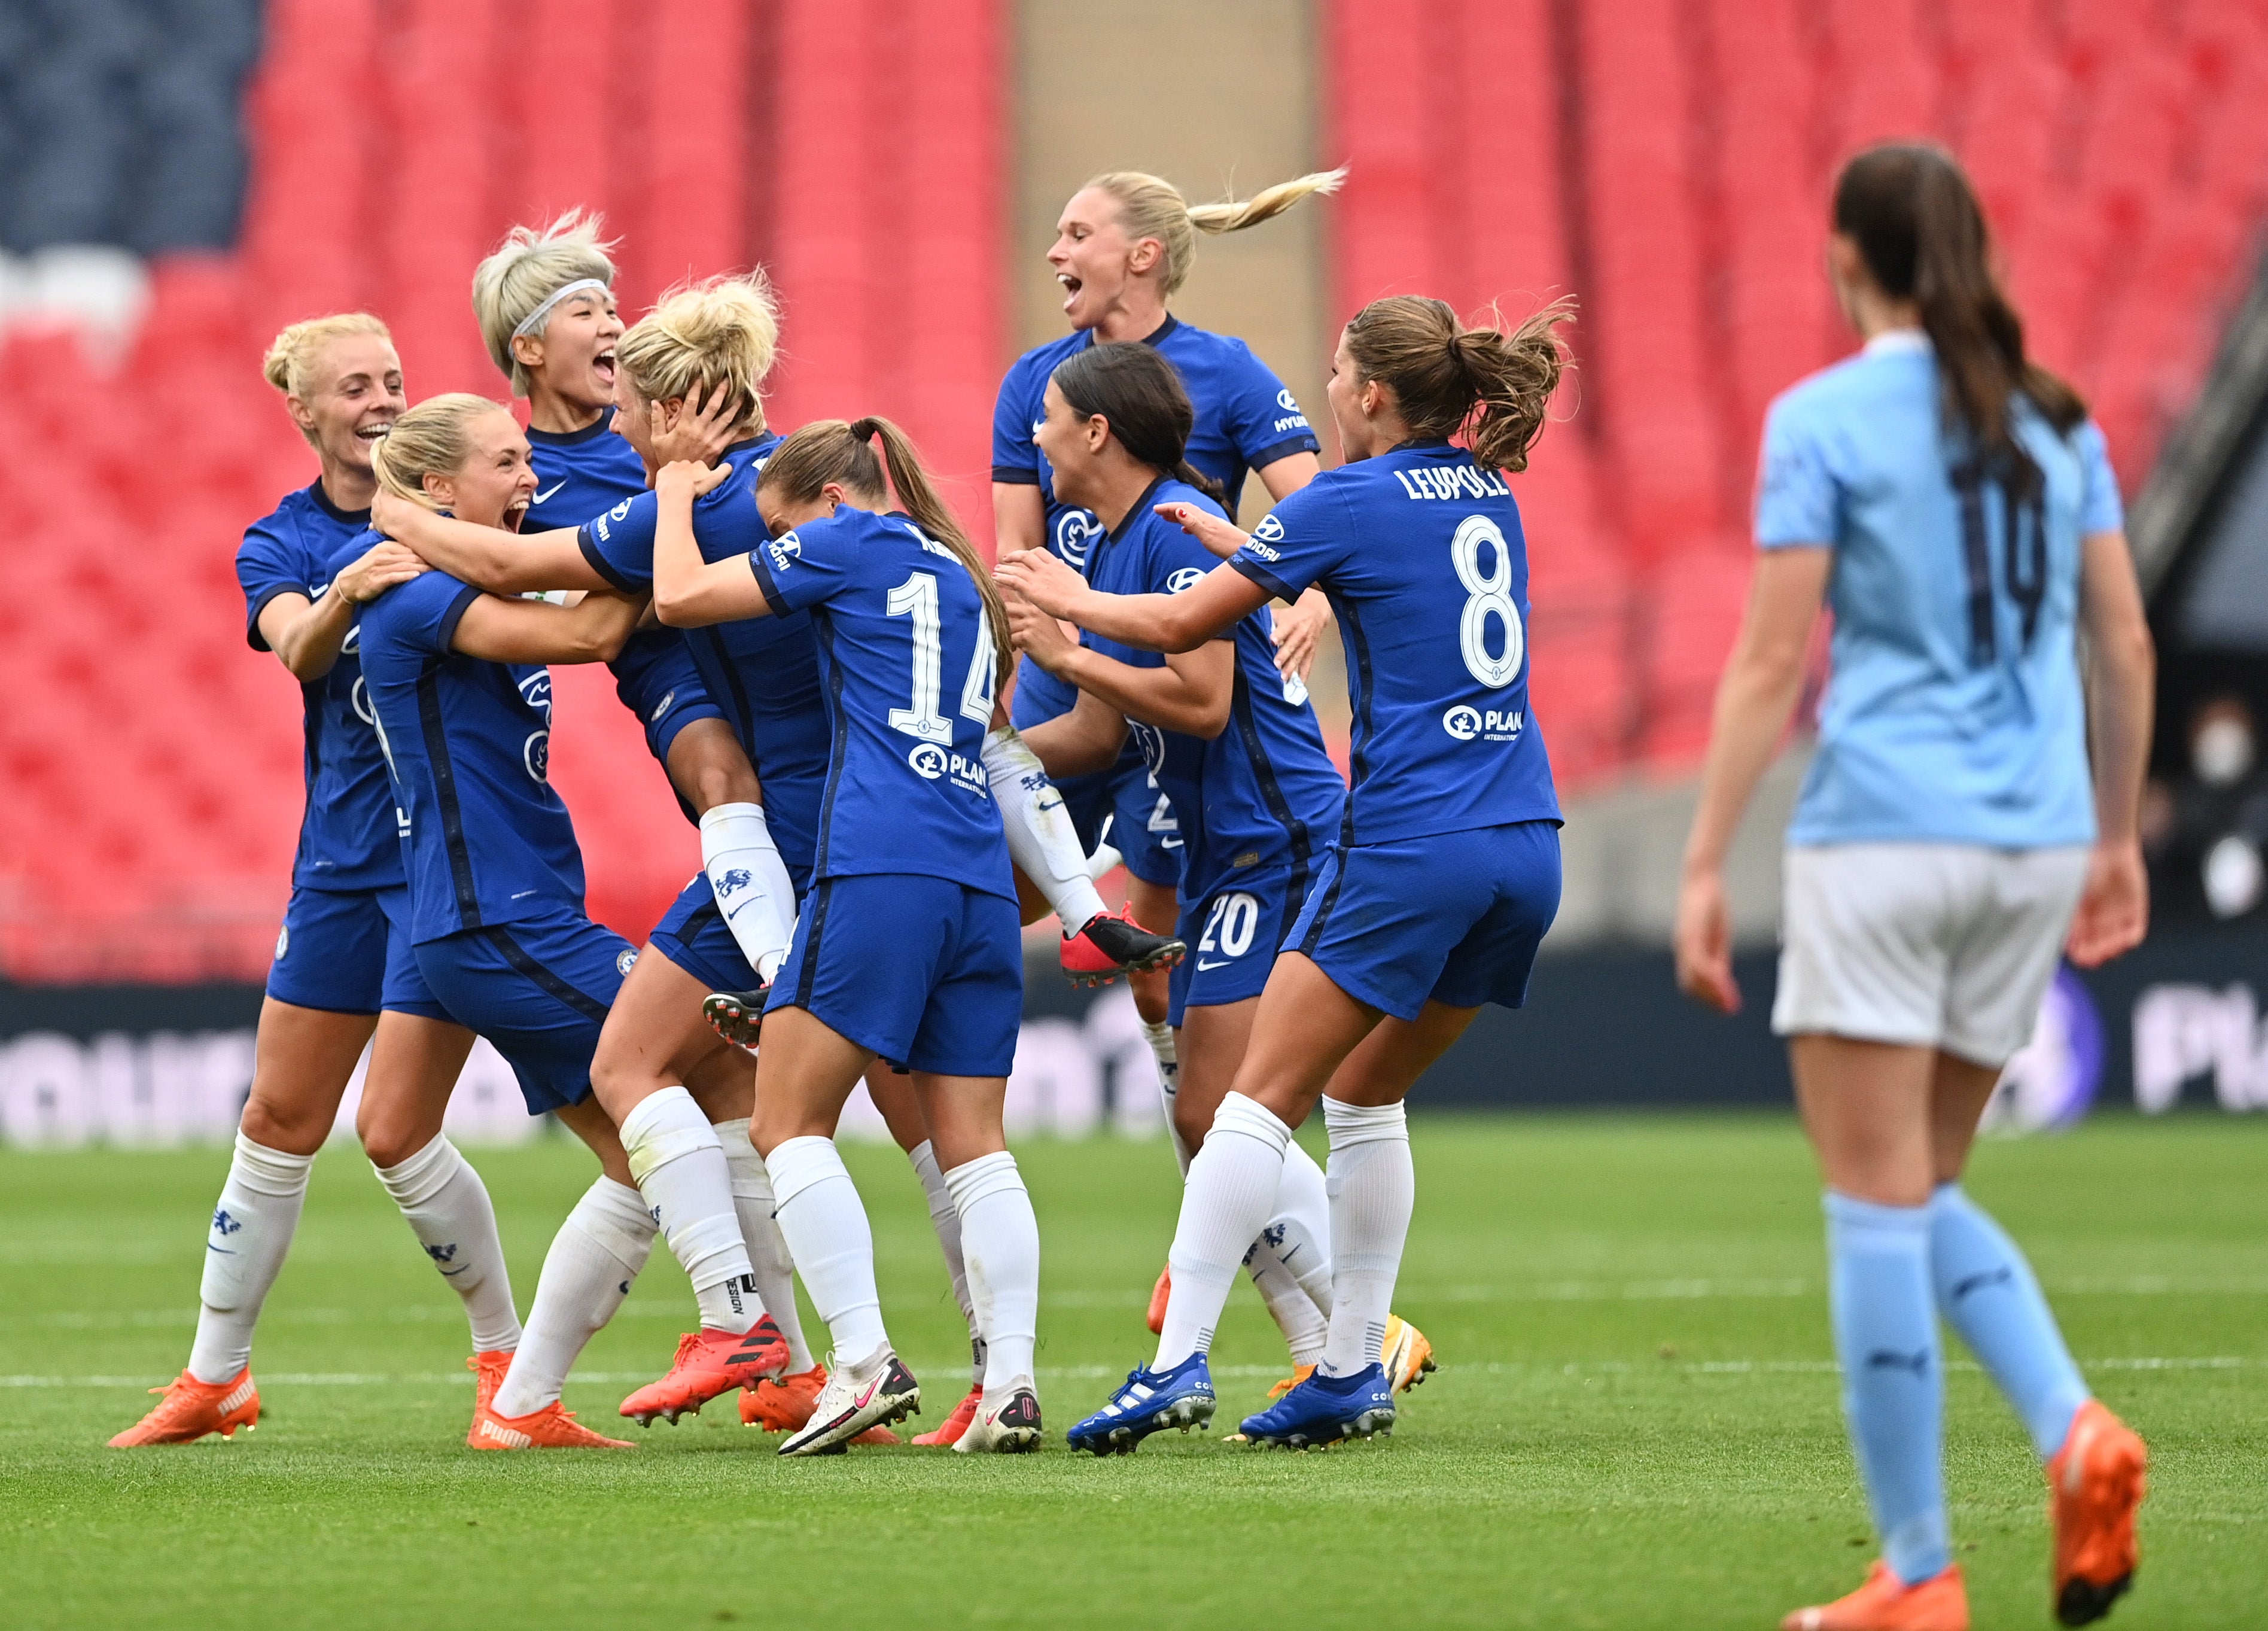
471, 209, 618, 395
614, 272, 780, 436
1082, 166, 1346, 297
262, 312, 394, 444
370, 393, 512, 512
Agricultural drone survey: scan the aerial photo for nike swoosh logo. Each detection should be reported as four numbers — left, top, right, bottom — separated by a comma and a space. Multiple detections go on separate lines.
531, 482, 567, 504
205, 1245, 236, 1254
440, 1265, 470, 1277
853, 1377, 881, 1409
1197, 958, 1229, 970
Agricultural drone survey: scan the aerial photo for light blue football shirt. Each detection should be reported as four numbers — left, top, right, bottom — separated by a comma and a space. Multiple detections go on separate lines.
1756, 330, 2124, 849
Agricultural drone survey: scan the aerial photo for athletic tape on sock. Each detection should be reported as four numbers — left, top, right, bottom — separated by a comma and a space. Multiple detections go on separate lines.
617, 1085, 720, 1189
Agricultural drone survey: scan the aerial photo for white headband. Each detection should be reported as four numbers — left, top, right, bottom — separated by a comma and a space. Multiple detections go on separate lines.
512, 278, 610, 341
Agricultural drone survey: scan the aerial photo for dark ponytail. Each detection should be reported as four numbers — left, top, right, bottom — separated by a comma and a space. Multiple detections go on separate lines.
759, 416, 1013, 691
1342, 295, 1570, 473
1833, 142, 2087, 461
1049, 343, 1226, 505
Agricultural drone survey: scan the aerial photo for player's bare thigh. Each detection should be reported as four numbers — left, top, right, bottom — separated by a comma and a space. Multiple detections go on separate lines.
239, 997, 379, 1156
589, 944, 754, 1124
353, 1012, 480, 1169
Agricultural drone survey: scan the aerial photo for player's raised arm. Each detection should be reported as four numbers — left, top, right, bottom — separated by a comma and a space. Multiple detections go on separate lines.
648, 460, 759, 627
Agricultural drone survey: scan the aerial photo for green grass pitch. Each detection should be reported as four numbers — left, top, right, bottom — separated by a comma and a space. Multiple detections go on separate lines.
2, 1113, 2262, 1629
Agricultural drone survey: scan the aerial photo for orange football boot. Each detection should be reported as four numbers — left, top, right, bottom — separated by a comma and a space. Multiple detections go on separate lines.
1266, 1363, 1317, 1401
744, 1365, 899, 1443
468, 1399, 633, 1450
1380, 1314, 1438, 1393
470, 1350, 513, 1415
109, 1368, 260, 1447
2048, 1399, 2146, 1626
1146, 1264, 1171, 1335
620, 1316, 789, 1426
914, 1384, 983, 1446
1780, 1561, 1968, 1631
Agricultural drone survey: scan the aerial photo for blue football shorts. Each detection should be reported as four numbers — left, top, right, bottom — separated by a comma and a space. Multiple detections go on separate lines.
1166, 856, 1316, 1028
412, 906, 636, 1113
266, 882, 450, 1021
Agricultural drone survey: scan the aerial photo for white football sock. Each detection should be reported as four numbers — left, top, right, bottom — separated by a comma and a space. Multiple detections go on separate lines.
187, 1133, 316, 1384
910, 1139, 985, 1387
983, 725, 1107, 934
1142, 1020, 1192, 1176
1246, 1140, 1335, 1367
1155, 1093, 1292, 1370
371, 1134, 521, 1353
1319, 1099, 1414, 1377
1086, 840, 1123, 880
711, 1118, 814, 1371
491, 1176, 654, 1418
700, 801, 797, 984
619, 1086, 761, 1331
766, 1136, 889, 1368
944, 1151, 1040, 1389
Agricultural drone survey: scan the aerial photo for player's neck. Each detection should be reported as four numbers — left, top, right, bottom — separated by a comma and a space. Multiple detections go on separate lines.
527, 382, 605, 436
1090, 294, 1170, 346
316, 458, 377, 513
1084, 458, 1162, 537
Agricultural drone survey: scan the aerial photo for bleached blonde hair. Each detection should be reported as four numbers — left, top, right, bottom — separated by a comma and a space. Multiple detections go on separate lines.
614, 272, 780, 437
471, 209, 619, 395
262, 312, 394, 444
370, 394, 512, 512
1083, 166, 1347, 297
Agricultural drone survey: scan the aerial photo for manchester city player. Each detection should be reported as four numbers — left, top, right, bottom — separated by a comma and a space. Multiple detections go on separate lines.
114, 317, 520, 1449
651, 419, 1043, 1456
993, 166, 1341, 1209
1004, 341, 1431, 1414
358, 392, 793, 1451
1003, 295, 1570, 1454
1674, 145, 2153, 1631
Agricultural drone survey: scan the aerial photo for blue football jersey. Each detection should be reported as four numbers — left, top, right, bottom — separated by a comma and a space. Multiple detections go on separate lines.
996, 317, 1320, 730
1085, 479, 1344, 903
576, 433, 829, 877
1229, 441, 1561, 846
748, 505, 1016, 900
351, 545, 590, 942
237, 482, 403, 891
526, 406, 716, 792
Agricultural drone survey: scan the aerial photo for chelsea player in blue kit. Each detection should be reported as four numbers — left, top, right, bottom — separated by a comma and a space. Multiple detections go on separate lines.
652, 419, 1046, 1456
1004, 342, 1432, 1407
380, 270, 836, 1431
993, 166, 1341, 1153
116, 317, 525, 1449
1673, 147, 2154, 1631
359, 394, 796, 1452
1003, 295, 1570, 1453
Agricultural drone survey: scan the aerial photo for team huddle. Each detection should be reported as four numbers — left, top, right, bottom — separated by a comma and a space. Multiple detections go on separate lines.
109, 142, 2154, 1629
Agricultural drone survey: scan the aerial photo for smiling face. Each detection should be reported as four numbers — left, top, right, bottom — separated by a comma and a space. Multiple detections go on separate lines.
515, 287, 622, 415
1323, 328, 1383, 463
1047, 186, 1159, 333
1030, 378, 1109, 509
293, 334, 405, 476
425, 409, 538, 531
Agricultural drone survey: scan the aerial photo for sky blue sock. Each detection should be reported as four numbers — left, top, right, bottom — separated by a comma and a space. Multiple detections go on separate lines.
1825, 1191, 1949, 1586
1929, 1182, 2089, 1459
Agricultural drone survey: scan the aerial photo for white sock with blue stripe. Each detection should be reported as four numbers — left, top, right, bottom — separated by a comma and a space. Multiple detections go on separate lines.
372, 1134, 521, 1354
619, 1087, 759, 1332
700, 802, 797, 985
1825, 1191, 1951, 1586
1155, 1092, 1292, 1370
1319, 1099, 1411, 1378
187, 1133, 315, 1384
982, 725, 1107, 934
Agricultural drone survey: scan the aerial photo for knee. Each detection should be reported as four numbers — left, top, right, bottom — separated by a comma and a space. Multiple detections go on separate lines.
241, 1091, 331, 1158
355, 1102, 431, 1172
1130, 969, 1170, 1026
1172, 1100, 1210, 1157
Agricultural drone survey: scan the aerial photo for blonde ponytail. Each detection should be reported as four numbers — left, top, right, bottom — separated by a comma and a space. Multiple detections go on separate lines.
1086, 165, 1345, 296
370, 393, 511, 512
471, 209, 619, 394
615, 272, 780, 437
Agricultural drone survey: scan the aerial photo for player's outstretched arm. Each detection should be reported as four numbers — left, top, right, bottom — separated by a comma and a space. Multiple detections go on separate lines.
258, 542, 428, 681
997, 546, 1268, 655
650, 460, 764, 628
1673, 546, 1831, 1015
1008, 585, 1232, 740
2066, 527, 2156, 968
371, 487, 604, 598
450, 590, 641, 667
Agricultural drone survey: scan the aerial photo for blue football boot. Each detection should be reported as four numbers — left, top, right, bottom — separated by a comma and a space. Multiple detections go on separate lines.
1238, 1362, 1395, 1449
1064, 1353, 1216, 1455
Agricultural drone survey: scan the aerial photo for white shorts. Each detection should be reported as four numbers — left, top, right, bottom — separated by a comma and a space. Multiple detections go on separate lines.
1772, 843, 2090, 1066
